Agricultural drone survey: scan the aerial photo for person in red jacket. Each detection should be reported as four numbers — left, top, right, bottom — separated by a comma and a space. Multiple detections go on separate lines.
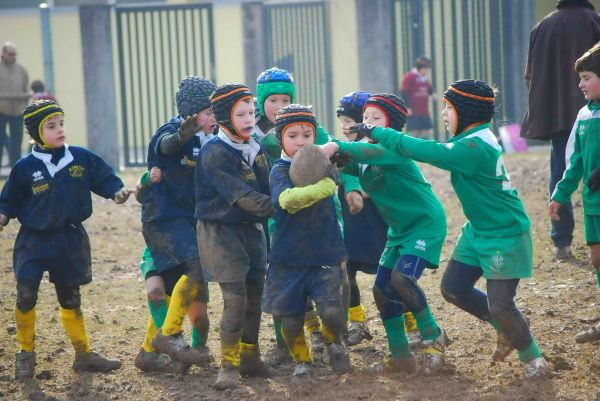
399, 56, 438, 139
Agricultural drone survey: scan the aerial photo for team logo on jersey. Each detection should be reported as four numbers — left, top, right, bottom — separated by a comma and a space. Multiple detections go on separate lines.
180, 155, 196, 167
32, 170, 44, 182
32, 182, 50, 194
254, 154, 267, 169
490, 252, 505, 272
192, 147, 200, 157
69, 165, 85, 178
415, 239, 427, 251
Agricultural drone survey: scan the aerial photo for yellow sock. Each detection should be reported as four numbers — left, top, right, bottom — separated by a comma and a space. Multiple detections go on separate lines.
404, 312, 418, 333
141, 296, 170, 352
60, 308, 91, 354
163, 276, 198, 336
240, 341, 256, 355
15, 307, 36, 352
221, 339, 241, 368
349, 305, 367, 323
282, 330, 311, 363
321, 324, 337, 345
304, 310, 322, 334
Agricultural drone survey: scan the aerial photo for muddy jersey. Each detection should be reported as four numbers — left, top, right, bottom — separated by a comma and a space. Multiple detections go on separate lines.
0, 145, 123, 230
142, 116, 208, 223
269, 159, 347, 267
552, 101, 600, 215
372, 123, 531, 236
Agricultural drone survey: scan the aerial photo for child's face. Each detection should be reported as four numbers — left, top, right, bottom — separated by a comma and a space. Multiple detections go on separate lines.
363, 106, 388, 128
417, 66, 430, 77
282, 123, 315, 157
264, 94, 291, 123
231, 99, 256, 141
195, 108, 217, 134
441, 101, 458, 135
339, 115, 358, 141
578, 71, 600, 101
41, 114, 66, 148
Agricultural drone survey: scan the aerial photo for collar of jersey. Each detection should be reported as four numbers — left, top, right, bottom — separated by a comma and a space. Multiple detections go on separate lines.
448, 123, 490, 143
32, 144, 74, 177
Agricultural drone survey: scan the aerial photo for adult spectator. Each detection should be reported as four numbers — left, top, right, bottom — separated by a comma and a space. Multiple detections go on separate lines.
0, 42, 30, 167
521, 0, 600, 260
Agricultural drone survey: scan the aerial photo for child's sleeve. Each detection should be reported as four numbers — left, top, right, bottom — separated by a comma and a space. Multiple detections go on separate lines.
135, 171, 151, 204
202, 147, 273, 217
551, 121, 583, 205
270, 165, 336, 214
371, 127, 480, 176
341, 172, 361, 193
336, 140, 403, 166
86, 151, 125, 199
0, 167, 25, 219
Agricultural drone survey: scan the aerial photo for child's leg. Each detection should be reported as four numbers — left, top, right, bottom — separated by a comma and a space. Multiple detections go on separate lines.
141, 274, 167, 352
373, 267, 413, 365
15, 279, 40, 380
56, 284, 121, 372
281, 313, 311, 364
591, 243, 600, 286
304, 300, 325, 353
239, 276, 272, 377
440, 259, 488, 319
347, 262, 374, 345
213, 281, 246, 389
188, 299, 209, 348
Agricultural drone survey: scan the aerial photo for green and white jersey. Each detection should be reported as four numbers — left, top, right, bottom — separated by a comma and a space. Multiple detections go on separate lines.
552, 101, 600, 215
337, 139, 447, 251
372, 123, 531, 237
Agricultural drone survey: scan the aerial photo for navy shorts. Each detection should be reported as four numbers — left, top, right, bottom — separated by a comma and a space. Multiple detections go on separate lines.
262, 263, 344, 316
347, 260, 379, 275
13, 224, 92, 286
142, 218, 200, 273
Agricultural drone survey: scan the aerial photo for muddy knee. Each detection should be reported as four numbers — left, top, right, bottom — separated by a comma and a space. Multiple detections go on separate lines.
16, 280, 40, 312
55, 285, 82, 309
147, 287, 166, 303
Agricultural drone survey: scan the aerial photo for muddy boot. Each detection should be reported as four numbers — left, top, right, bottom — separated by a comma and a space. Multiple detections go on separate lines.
555, 246, 573, 260
192, 345, 214, 363
239, 342, 274, 377
310, 331, 326, 354
326, 341, 351, 374
133, 349, 171, 372
73, 351, 121, 373
264, 343, 292, 367
492, 332, 515, 362
214, 330, 241, 390
347, 321, 373, 346
523, 357, 549, 379
292, 362, 313, 385
575, 323, 600, 344
420, 328, 446, 375
15, 351, 36, 381
214, 365, 238, 390
386, 355, 417, 373
152, 329, 209, 365
172, 360, 191, 375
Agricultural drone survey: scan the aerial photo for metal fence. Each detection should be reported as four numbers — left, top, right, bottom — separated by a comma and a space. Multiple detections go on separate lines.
115, 3, 215, 166
393, 0, 533, 140
263, 1, 334, 130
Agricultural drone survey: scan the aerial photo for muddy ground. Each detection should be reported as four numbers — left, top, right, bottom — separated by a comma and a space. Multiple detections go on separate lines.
0, 149, 599, 401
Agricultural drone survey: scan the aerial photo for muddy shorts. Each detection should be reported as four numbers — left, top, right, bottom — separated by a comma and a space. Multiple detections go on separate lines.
196, 220, 267, 283
378, 235, 444, 270
142, 218, 199, 273
584, 214, 600, 245
262, 263, 344, 316
347, 260, 379, 275
452, 224, 532, 280
13, 224, 92, 286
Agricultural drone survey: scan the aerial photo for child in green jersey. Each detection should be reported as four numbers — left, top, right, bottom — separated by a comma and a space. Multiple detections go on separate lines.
352, 79, 548, 378
550, 43, 600, 343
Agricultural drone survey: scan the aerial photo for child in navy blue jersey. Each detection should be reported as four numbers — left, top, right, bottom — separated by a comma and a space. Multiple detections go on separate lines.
194, 84, 274, 390
262, 104, 350, 384
0, 100, 133, 380
140, 76, 216, 373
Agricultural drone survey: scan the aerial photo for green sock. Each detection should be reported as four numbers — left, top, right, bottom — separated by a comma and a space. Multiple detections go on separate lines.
148, 299, 168, 329
414, 305, 440, 341
383, 316, 412, 359
191, 327, 205, 348
517, 338, 542, 362
488, 318, 503, 332
596, 271, 600, 288
274, 317, 286, 347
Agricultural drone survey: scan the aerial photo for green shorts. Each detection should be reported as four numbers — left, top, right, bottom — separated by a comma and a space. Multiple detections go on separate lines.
452, 224, 532, 279
584, 214, 600, 245
139, 246, 156, 279
379, 235, 445, 269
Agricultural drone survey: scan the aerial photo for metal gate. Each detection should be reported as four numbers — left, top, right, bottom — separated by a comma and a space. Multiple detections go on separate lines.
115, 3, 215, 166
393, 0, 533, 140
263, 1, 334, 130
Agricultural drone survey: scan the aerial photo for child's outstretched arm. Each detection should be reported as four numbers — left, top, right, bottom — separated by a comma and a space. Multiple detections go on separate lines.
157, 115, 200, 155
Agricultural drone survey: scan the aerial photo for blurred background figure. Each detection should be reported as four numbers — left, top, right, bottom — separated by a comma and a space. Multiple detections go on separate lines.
399, 56, 438, 139
30, 80, 56, 102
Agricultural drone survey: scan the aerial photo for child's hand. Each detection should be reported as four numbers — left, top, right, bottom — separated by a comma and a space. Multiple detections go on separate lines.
349, 123, 376, 139
346, 191, 364, 215
114, 188, 134, 204
587, 168, 600, 192
320, 142, 339, 158
0, 214, 7, 231
548, 201, 562, 221
179, 114, 200, 141
149, 166, 163, 183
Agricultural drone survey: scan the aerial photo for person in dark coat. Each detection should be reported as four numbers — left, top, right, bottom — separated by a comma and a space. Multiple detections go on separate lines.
521, 0, 600, 260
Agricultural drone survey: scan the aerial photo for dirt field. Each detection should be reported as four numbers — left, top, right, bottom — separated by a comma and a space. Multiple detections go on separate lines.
0, 149, 599, 401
